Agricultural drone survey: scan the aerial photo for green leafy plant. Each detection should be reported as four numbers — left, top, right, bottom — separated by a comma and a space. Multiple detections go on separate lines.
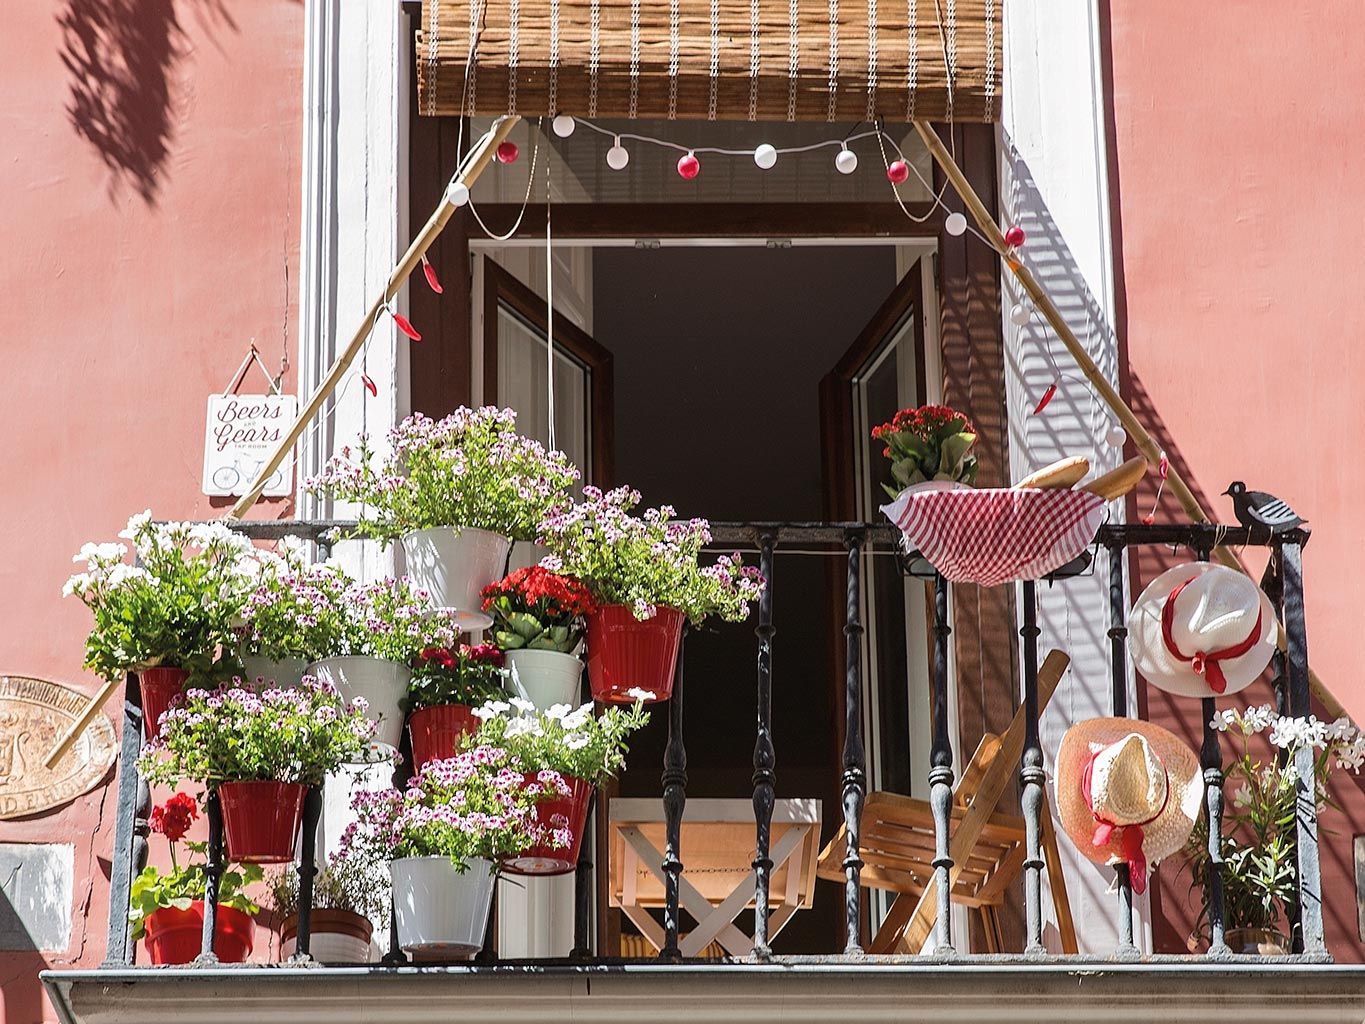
266, 851, 388, 921
471, 697, 649, 784
537, 486, 765, 623
481, 566, 596, 653
65, 512, 254, 681
403, 643, 507, 712
138, 678, 377, 788
1184, 705, 1364, 943
304, 407, 580, 543
871, 404, 979, 497
129, 793, 262, 941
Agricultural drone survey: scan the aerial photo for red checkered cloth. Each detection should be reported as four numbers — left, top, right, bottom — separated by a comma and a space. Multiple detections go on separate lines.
881, 486, 1106, 587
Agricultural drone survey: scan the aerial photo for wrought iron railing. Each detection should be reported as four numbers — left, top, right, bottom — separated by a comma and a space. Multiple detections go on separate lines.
99, 519, 1325, 966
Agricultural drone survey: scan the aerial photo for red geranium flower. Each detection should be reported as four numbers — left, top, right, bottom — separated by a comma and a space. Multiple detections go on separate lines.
150, 792, 197, 843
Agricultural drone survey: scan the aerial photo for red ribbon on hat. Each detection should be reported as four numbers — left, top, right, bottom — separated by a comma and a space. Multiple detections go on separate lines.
1159, 576, 1262, 695
1081, 752, 1170, 895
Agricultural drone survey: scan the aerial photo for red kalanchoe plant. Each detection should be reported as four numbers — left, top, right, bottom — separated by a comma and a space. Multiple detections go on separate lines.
481, 566, 596, 654
149, 791, 198, 843
404, 643, 507, 711
871, 403, 979, 497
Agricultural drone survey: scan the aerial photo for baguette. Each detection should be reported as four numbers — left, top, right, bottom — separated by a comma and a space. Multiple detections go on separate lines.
1014, 456, 1090, 491
1080, 456, 1148, 501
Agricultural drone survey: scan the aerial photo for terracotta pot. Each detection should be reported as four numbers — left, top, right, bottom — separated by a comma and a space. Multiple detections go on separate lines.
218, 781, 306, 864
408, 704, 481, 771
142, 901, 254, 965
504, 649, 584, 711
502, 774, 593, 876
279, 908, 374, 964
400, 526, 512, 631
138, 667, 190, 741
1225, 926, 1289, 955
390, 856, 496, 957
306, 656, 411, 751
585, 604, 685, 704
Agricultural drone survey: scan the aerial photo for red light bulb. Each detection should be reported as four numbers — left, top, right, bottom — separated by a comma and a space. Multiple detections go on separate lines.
886, 160, 910, 185
1004, 225, 1026, 247
677, 152, 700, 180
496, 141, 520, 164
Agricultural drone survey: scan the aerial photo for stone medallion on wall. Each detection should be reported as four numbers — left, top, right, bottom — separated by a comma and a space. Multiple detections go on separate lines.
0, 676, 116, 819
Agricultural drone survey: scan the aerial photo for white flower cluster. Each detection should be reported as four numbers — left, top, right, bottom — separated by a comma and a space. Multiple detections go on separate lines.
1210, 703, 1365, 771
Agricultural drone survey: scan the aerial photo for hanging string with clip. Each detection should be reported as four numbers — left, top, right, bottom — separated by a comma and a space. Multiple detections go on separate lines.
222, 342, 285, 397
545, 125, 557, 452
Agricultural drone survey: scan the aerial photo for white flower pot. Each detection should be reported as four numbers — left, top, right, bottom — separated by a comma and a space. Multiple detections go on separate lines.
504, 649, 584, 711
239, 655, 309, 690
390, 856, 496, 957
306, 656, 412, 752
400, 527, 512, 631
280, 909, 374, 964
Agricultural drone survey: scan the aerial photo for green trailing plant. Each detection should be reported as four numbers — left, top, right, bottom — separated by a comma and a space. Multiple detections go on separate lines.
481, 566, 596, 653
871, 404, 979, 497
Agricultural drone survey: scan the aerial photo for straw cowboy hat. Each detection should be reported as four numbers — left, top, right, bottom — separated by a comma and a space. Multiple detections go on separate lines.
1055, 718, 1203, 895
1127, 562, 1278, 698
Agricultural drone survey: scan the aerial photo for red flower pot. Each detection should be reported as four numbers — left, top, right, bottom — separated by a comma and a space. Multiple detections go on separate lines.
142, 901, 255, 965
139, 667, 190, 741
585, 604, 685, 703
408, 704, 481, 771
502, 774, 593, 876
218, 781, 306, 864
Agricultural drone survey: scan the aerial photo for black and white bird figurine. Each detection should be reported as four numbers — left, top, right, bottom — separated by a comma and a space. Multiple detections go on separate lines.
1223, 481, 1306, 533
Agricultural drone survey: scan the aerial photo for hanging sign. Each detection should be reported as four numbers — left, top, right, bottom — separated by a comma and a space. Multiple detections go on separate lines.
202, 393, 297, 497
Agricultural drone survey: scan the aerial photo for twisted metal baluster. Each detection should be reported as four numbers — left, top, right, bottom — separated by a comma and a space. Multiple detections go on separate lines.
660, 638, 688, 959
928, 572, 955, 954
751, 534, 777, 959
840, 530, 867, 955
571, 789, 597, 958
1019, 580, 1045, 955
293, 786, 324, 961
103, 673, 148, 967
196, 790, 225, 964
1191, 547, 1230, 957
1106, 541, 1138, 956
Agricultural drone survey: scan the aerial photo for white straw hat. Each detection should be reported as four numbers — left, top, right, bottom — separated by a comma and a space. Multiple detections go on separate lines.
1127, 562, 1277, 698
1055, 718, 1203, 894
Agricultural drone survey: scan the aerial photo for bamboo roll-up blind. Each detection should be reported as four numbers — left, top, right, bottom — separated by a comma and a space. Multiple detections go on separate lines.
417, 0, 1001, 123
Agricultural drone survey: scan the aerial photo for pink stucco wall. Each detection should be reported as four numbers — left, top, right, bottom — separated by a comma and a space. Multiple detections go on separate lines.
1107, 1, 1365, 955
0, 2, 302, 1019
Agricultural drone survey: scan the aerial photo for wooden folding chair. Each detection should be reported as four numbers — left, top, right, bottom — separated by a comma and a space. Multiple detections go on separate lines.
816, 650, 1078, 954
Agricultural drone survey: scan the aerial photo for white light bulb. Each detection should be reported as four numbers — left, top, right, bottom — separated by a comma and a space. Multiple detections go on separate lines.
552, 114, 576, 138
754, 143, 778, 170
945, 212, 968, 236
606, 137, 630, 171
1105, 425, 1128, 448
835, 146, 858, 175
1009, 303, 1031, 326
445, 181, 470, 207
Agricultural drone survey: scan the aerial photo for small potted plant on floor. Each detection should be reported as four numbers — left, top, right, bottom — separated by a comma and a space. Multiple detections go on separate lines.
473, 695, 649, 875
285, 563, 456, 750
538, 486, 766, 703
872, 403, 979, 497
343, 746, 565, 957
269, 851, 386, 964
235, 536, 313, 688
481, 565, 596, 710
305, 407, 579, 629
65, 512, 253, 739
404, 643, 507, 771
130, 793, 263, 965
140, 677, 376, 864
1185, 704, 1365, 953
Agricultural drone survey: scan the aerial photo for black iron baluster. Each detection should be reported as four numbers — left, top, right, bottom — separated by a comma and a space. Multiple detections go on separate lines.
1019, 580, 1045, 955
1105, 542, 1138, 956
751, 534, 777, 960
103, 673, 147, 967
476, 886, 498, 962
1261, 557, 1298, 948
1192, 547, 1229, 957
1279, 534, 1327, 959
571, 790, 597, 958
197, 789, 225, 963
293, 786, 323, 960
840, 530, 867, 955
928, 571, 955, 954
660, 637, 688, 959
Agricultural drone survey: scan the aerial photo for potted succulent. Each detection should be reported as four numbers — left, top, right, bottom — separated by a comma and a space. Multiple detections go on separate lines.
139, 678, 376, 863
1185, 705, 1365, 953
473, 696, 649, 875
268, 851, 386, 964
871, 403, 979, 497
64, 511, 253, 739
235, 536, 313, 688
481, 565, 595, 710
281, 563, 455, 750
538, 486, 765, 703
305, 407, 579, 629
129, 793, 263, 965
342, 746, 565, 957
404, 643, 507, 771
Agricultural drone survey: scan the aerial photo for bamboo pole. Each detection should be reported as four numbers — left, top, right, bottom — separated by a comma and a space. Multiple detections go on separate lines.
44, 116, 523, 771
912, 121, 1348, 723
